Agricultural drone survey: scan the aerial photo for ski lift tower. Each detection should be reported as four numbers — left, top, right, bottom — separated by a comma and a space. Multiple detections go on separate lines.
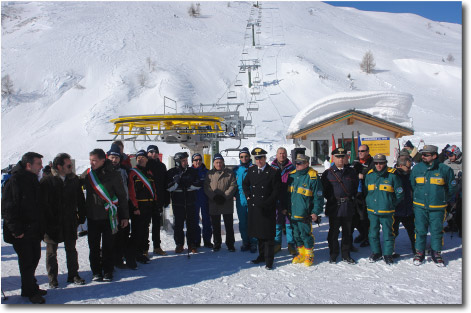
239, 59, 261, 88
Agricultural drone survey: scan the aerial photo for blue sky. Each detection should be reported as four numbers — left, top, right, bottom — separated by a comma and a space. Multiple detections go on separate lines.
324, 1, 462, 24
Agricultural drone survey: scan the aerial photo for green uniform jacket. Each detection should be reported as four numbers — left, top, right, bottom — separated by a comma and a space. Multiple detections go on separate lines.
286, 167, 323, 220
365, 167, 404, 215
410, 159, 456, 211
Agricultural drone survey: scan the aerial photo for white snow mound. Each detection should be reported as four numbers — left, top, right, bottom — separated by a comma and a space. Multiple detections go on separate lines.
287, 91, 414, 135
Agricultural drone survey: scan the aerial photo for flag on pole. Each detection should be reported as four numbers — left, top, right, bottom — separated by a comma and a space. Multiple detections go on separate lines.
357, 131, 362, 148
341, 133, 345, 149
331, 134, 336, 152
350, 131, 356, 164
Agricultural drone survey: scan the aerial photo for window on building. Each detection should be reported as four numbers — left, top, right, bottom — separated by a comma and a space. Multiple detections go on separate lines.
310, 140, 329, 165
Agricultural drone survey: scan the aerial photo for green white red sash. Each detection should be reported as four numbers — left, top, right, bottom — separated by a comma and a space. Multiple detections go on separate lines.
131, 168, 155, 199
87, 168, 119, 234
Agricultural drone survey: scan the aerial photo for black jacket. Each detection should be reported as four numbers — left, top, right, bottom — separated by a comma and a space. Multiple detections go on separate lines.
40, 170, 86, 243
394, 168, 414, 217
353, 155, 374, 197
242, 165, 281, 239
321, 165, 359, 218
128, 165, 158, 212
167, 166, 202, 208
147, 158, 170, 208
83, 160, 129, 221
2, 161, 44, 244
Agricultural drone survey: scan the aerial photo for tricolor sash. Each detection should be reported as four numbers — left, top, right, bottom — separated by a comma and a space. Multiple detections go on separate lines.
131, 168, 155, 200
87, 168, 119, 234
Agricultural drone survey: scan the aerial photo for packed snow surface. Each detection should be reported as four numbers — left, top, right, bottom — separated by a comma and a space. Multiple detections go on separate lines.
287, 91, 414, 135
0, 1, 462, 169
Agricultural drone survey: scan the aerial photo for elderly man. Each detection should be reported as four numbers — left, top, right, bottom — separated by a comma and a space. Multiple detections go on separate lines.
270, 147, 296, 255
286, 154, 323, 267
204, 153, 237, 252
410, 145, 456, 267
365, 154, 404, 265
2, 152, 47, 303
243, 148, 281, 270
321, 148, 359, 265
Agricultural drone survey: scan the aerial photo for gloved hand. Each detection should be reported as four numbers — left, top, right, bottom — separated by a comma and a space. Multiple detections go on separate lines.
188, 185, 200, 191
213, 194, 226, 205
173, 174, 181, 185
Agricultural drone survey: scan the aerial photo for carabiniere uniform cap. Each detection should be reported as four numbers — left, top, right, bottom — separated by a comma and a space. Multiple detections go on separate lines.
251, 147, 267, 157
331, 147, 346, 156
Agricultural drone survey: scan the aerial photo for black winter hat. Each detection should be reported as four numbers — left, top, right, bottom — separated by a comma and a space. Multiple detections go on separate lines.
135, 150, 148, 158
239, 147, 251, 156
404, 140, 414, 148
192, 153, 203, 161
147, 145, 159, 154
107, 144, 122, 159
213, 153, 224, 162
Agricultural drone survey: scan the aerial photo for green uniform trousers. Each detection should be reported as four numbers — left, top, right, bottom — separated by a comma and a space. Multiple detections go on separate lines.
291, 220, 314, 249
367, 212, 395, 256
414, 207, 446, 252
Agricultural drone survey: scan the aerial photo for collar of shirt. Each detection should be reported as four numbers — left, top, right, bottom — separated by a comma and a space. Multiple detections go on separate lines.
258, 165, 267, 172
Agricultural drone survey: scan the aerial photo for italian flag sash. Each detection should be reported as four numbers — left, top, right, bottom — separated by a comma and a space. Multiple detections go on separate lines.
131, 168, 155, 200
87, 168, 119, 234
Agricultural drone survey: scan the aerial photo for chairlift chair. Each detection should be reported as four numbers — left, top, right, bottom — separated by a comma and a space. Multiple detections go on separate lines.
227, 91, 237, 99
235, 80, 243, 87
250, 86, 261, 95
253, 74, 261, 84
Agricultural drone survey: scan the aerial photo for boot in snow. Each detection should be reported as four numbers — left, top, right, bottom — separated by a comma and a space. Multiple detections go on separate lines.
292, 246, 305, 264
413, 251, 425, 266
287, 243, 297, 256
431, 250, 445, 267
304, 248, 314, 267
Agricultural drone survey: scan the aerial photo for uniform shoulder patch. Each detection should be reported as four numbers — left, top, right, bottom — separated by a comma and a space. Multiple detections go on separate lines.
367, 169, 374, 175
387, 168, 397, 174
308, 168, 318, 179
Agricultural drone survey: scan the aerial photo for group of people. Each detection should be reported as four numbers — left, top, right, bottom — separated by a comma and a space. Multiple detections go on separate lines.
1, 140, 462, 304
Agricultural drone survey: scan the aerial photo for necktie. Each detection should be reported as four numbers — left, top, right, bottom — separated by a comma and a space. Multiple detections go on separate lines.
258, 169, 262, 174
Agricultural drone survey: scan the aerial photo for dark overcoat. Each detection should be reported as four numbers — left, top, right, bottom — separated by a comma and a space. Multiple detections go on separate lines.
242, 165, 281, 239
40, 170, 86, 243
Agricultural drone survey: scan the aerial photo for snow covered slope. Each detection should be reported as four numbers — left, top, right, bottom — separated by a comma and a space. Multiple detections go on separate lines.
1, 1, 462, 169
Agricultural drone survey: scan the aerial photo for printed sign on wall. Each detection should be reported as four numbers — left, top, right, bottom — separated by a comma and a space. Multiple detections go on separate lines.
361, 137, 390, 156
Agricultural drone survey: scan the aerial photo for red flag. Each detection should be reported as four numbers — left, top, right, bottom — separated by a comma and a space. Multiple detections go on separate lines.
331, 134, 336, 152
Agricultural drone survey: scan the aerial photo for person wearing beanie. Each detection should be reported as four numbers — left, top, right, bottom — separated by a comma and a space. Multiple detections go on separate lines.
204, 153, 237, 252
233, 147, 258, 253
128, 149, 158, 265
112, 140, 132, 170
410, 145, 457, 267
191, 152, 213, 249
146, 144, 170, 256
403, 140, 422, 164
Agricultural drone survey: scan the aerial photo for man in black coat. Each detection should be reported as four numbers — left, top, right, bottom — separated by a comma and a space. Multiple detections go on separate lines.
40, 153, 86, 288
167, 152, 202, 253
146, 145, 170, 256
321, 148, 359, 265
2, 152, 47, 304
83, 149, 129, 282
242, 148, 281, 270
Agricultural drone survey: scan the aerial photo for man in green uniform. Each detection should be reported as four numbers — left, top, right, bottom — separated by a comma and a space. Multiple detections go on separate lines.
286, 155, 323, 267
365, 154, 404, 265
410, 145, 456, 267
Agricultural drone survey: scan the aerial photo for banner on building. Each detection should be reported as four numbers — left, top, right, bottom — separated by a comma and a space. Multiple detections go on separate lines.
361, 137, 390, 156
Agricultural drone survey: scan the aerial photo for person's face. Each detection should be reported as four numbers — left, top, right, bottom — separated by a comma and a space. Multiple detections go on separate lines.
108, 155, 121, 167
255, 156, 266, 167
449, 154, 457, 162
58, 158, 73, 176
137, 156, 148, 167
374, 162, 387, 171
180, 157, 189, 169
295, 160, 309, 171
276, 149, 287, 163
239, 153, 251, 164
358, 145, 370, 160
333, 155, 345, 168
89, 155, 105, 170
147, 151, 159, 160
399, 163, 411, 173
421, 152, 436, 164
192, 156, 203, 168
214, 159, 224, 171
27, 157, 43, 175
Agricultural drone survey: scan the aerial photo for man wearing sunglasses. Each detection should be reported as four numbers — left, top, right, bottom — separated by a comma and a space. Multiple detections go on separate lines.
191, 153, 213, 249
364, 154, 404, 265
321, 148, 359, 265
410, 145, 456, 267
233, 147, 258, 252
243, 148, 281, 269
40, 153, 87, 288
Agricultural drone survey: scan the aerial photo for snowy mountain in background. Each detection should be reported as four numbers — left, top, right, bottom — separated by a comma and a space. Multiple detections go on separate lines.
1, 1, 462, 170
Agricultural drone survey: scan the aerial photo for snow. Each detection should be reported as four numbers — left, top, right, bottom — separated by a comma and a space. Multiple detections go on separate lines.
0, 1, 463, 305
0, 210, 463, 304
287, 91, 414, 135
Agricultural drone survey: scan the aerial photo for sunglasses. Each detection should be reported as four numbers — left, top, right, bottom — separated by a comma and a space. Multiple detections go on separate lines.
422, 154, 432, 157
193, 159, 202, 162
358, 150, 368, 153
295, 162, 305, 165
254, 156, 265, 160
240, 155, 250, 159
374, 162, 386, 165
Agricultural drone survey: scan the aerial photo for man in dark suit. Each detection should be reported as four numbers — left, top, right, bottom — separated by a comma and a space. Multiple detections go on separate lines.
242, 148, 281, 270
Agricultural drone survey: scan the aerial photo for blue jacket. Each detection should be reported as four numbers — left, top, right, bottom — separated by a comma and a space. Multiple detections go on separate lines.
233, 160, 252, 208
192, 163, 209, 208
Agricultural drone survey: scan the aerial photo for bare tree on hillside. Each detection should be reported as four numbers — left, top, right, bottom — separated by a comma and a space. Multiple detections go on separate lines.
1, 74, 14, 97
360, 50, 376, 74
188, 3, 201, 17
447, 53, 455, 62
146, 57, 156, 72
